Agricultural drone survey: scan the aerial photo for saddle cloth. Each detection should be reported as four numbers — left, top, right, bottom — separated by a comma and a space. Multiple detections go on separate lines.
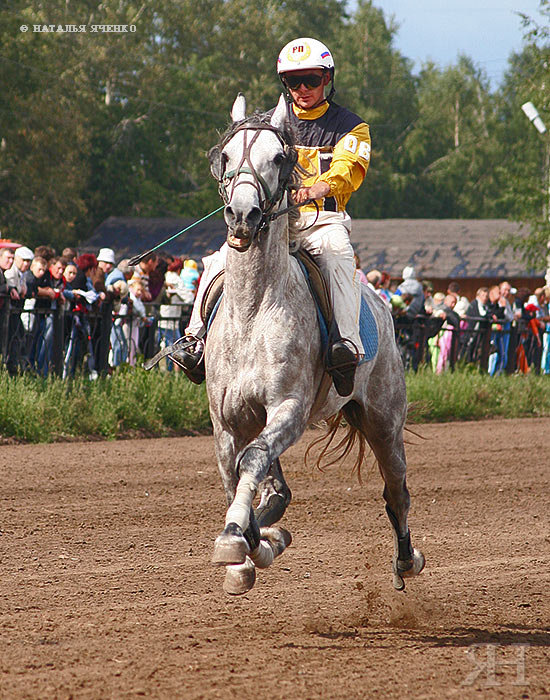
200, 249, 378, 363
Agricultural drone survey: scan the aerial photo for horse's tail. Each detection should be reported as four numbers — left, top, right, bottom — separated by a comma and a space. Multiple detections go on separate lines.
305, 401, 369, 482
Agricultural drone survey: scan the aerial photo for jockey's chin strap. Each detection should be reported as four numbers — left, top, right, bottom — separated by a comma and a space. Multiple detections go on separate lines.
217, 122, 302, 238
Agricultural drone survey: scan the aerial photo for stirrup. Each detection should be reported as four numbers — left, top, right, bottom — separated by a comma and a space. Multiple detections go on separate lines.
143, 336, 198, 371
171, 337, 206, 384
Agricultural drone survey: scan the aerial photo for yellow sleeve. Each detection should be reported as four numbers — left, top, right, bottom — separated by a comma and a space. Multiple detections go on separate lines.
319, 123, 371, 197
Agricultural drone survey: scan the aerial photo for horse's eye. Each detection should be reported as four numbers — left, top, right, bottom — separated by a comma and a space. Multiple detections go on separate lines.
273, 153, 284, 166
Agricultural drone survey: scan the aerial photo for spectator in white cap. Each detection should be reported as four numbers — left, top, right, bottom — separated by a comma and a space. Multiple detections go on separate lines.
5, 246, 33, 300
4, 246, 33, 374
396, 265, 424, 318
97, 247, 116, 273
95, 247, 118, 294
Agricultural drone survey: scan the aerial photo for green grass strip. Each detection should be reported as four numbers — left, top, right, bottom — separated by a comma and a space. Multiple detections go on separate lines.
406, 366, 550, 422
0, 366, 210, 443
1, 366, 549, 443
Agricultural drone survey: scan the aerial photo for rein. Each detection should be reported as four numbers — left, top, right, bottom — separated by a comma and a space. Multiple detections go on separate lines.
127, 205, 225, 266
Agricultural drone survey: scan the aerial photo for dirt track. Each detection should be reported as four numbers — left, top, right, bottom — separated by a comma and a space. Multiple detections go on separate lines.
0, 418, 549, 699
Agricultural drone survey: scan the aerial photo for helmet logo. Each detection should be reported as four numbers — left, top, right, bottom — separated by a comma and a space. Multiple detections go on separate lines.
287, 42, 311, 63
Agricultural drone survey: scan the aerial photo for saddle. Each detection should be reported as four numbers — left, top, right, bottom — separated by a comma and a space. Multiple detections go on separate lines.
200, 248, 334, 342
144, 250, 365, 396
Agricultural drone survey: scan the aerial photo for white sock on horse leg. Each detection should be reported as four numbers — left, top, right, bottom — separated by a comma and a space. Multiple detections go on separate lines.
250, 540, 274, 568
225, 473, 259, 530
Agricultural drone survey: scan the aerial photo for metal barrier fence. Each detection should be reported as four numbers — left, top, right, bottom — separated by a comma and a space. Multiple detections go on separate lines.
0, 297, 192, 377
0, 296, 546, 376
394, 314, 546, 374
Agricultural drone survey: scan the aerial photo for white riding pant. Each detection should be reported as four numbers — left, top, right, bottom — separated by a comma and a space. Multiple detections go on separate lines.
186, 210, 364, 355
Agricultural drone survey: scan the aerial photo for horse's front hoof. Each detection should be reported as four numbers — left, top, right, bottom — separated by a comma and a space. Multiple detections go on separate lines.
260, 526, 292, 557
212, 522, 250, 566
223, 556, 256, 595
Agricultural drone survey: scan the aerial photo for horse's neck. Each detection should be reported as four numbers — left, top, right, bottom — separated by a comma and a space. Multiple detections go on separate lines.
224, 216, 289, 326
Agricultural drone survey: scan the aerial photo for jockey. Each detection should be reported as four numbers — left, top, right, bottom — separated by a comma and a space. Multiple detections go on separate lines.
173, 37, 371, 396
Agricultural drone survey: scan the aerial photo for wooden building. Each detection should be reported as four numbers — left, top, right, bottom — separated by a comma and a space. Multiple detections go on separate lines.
86, 217, 545, 300
349, 219, 544, 299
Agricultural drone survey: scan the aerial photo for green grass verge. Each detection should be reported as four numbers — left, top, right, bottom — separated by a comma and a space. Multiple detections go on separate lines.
406, 366, 550, 422
0, 366, 210, 443
1, 365, 549, 444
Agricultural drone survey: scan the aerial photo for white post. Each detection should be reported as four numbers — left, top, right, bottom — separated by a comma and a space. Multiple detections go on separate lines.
546, 140, 550, 287
521, 102, 549, 285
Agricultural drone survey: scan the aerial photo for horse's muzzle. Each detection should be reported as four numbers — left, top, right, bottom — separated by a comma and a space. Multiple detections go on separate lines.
227, 222, 256, 251
225, 204, 262, 251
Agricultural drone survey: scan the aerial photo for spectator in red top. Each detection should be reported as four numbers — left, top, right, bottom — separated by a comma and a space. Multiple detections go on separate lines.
34, 256, 67, 375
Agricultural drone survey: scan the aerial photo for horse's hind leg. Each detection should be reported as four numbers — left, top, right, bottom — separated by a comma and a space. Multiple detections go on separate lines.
378, 450, 425, 591
255, 458, 292, 527
345, 400, 425, 590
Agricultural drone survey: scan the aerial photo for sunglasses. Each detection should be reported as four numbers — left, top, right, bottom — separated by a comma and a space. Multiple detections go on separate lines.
283, 73, 324, 90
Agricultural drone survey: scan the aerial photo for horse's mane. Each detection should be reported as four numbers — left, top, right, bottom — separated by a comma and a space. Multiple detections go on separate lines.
216, 111, 304, 237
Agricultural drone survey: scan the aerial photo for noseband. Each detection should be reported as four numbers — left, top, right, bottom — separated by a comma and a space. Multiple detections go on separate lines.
211, 121, 298, 240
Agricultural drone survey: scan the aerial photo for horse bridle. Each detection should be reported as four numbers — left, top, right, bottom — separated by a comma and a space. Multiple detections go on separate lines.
210, 121, 299, 238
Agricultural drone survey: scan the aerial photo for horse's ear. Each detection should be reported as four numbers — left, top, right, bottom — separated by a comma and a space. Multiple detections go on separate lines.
208, 145, 225, 181
231, 93, 247, 123
270, 94, 288, 131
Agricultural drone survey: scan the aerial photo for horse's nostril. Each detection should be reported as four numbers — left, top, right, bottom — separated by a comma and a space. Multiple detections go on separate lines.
246, 207, 262, 226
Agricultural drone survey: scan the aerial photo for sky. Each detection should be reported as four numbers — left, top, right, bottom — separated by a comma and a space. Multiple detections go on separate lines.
372, 1, 543, 87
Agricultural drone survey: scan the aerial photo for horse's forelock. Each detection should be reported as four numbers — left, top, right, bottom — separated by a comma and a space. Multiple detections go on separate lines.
218, 110, 296, 150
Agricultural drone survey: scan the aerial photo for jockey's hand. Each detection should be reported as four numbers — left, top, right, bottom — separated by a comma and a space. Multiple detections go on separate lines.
294, 181, 331, 204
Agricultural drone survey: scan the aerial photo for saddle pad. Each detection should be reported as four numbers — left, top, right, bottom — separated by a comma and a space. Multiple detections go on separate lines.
204, 264, 378, 364
359, 293, 379, 363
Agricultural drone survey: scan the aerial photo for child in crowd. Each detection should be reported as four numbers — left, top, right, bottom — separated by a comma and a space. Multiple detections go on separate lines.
119, 278, 147, 366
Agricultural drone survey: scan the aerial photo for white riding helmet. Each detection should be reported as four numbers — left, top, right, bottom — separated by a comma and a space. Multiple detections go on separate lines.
277, 37, 335, 74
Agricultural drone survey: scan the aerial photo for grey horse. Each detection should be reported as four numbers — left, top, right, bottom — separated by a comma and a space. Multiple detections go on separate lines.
206, 94, 425, 595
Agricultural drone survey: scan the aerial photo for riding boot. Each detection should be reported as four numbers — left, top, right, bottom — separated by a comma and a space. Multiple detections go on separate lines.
327, 339, 359, 397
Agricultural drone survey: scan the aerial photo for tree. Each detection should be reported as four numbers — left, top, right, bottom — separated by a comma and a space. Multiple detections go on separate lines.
399, 56, 502, 218
335, 0, 418, 218
494, 0, 550, 271
0, 2, 90, 248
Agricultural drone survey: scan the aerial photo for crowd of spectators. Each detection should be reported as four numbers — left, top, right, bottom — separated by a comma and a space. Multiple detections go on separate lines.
0, 243, 199, 377
358, 259, 550, 375
2, 242, 549, 377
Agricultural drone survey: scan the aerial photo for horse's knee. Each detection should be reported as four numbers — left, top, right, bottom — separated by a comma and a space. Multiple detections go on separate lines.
236, 439, 270, 480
